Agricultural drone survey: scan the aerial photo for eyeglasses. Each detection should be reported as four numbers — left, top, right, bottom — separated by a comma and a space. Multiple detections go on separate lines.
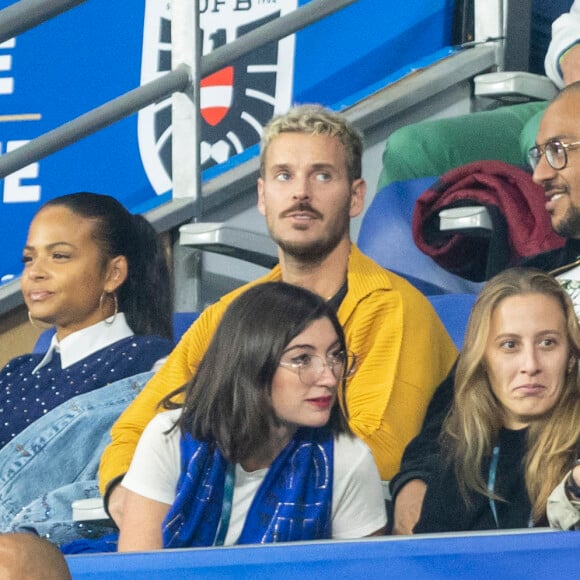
528, 139, 580, 171
279, 351, 357, 386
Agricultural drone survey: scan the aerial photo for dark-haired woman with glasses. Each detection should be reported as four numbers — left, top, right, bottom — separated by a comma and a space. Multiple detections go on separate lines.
118, 282, 386, 551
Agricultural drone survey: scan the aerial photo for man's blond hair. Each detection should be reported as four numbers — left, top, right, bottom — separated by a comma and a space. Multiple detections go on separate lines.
260, 104, 363, 182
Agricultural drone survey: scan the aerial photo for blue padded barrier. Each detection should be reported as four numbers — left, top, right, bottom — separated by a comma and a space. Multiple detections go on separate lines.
358, 178, 483, 295
65, 530, 580, 579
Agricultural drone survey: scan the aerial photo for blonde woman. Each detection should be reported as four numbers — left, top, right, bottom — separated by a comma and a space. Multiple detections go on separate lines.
414, 268, 580, 532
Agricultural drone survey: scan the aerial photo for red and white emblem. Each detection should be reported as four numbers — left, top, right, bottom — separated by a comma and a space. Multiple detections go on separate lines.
200, 67, 234, 127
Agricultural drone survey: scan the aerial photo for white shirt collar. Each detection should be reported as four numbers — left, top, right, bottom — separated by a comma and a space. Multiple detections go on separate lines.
32, 313, 134, 374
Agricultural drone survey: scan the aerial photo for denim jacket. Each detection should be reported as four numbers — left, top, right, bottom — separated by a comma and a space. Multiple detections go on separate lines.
0, 371, 153, 544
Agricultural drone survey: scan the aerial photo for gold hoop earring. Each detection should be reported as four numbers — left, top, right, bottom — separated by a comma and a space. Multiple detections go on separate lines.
100, 292, 118, 326
27, 311, 53, 330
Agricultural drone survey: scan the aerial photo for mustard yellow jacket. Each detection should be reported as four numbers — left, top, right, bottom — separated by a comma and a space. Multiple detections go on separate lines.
99, 245, 457, 488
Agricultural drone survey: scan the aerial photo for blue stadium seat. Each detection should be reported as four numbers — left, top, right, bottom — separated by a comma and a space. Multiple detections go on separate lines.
358, 177, 483, 295
427, 293, 476, 349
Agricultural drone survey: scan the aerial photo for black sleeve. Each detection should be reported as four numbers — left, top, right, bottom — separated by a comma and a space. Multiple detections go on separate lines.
103, 475, 124, 526
412, 458, 460, 534
389, 362, 456, 500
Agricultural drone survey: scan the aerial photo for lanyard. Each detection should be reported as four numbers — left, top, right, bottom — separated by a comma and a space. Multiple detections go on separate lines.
487, 444, 533, 529
214, 463, 236, 546
487, 446, 501, 528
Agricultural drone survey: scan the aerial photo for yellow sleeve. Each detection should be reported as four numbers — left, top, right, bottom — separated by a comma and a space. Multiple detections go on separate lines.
98, 269, 281, 493
342, 280, 457, 480
98, 302, 224, 493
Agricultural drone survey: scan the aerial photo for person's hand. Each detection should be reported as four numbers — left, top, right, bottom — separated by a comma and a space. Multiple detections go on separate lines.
107, 484, 127, 528
391, 479, 427, 535
561, 44, 580, 86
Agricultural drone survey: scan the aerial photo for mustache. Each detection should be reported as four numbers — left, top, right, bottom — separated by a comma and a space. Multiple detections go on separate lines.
544, 184, 568, 196
280, 202, 323, 219
540, 176, 565, 190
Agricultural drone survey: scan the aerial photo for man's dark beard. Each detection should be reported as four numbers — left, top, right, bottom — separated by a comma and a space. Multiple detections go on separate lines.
275, 231, 345, 262
554, 204, 580, 238
272, 203, 350, 262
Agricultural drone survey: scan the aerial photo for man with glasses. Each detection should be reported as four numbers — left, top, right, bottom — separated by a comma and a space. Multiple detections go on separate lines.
524, 81, 580, 314
98, 104, 457, 529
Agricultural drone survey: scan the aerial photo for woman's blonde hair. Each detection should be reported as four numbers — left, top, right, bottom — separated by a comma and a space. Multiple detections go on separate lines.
443, 267, 580, 523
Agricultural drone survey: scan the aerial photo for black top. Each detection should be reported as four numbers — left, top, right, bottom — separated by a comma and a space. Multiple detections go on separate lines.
414, 428, 532, 533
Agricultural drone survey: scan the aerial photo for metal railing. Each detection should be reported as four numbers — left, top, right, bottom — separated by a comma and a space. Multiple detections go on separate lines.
0, 0, 358, 184
0, 0, 358, 313
0, 0, 502, 315
0, 0, 86, 43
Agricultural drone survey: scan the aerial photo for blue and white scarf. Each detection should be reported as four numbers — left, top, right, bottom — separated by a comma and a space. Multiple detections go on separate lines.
162, 427, 334, 547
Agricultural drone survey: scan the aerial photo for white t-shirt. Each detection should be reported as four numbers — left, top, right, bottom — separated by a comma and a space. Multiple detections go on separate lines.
122, 409, 386, 545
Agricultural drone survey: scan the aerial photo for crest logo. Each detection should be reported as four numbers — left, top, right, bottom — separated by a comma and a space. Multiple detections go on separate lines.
139, 0, 297, 195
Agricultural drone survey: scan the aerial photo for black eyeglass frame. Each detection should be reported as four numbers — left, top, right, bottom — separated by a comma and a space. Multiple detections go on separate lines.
528, 139, 580, 171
